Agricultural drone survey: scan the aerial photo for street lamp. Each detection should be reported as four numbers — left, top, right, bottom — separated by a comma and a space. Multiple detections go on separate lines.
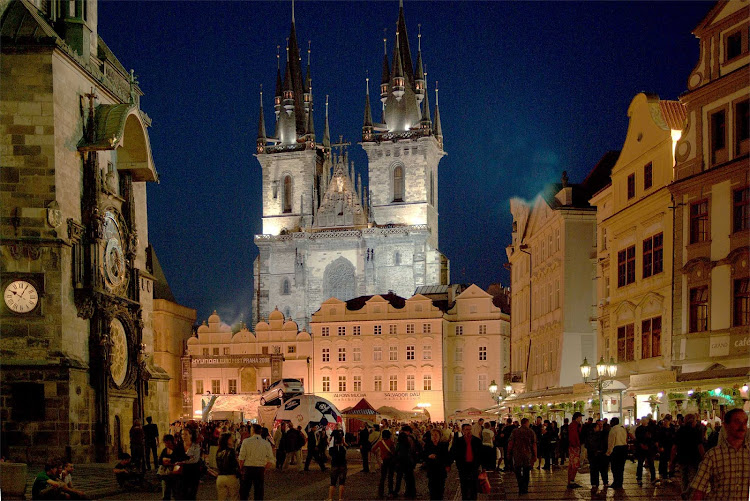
580, 356, 618, 419
489, 379, 509, 409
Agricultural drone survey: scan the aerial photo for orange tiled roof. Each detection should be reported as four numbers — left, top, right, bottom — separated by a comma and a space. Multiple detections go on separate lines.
659, 100, 687, 130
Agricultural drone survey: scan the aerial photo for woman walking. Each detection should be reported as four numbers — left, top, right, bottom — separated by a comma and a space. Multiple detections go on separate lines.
216, 432, 240, 501
176, 427, 202, 500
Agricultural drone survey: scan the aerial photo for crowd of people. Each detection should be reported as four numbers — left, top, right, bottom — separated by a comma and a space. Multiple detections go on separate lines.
104, 407, 747, 501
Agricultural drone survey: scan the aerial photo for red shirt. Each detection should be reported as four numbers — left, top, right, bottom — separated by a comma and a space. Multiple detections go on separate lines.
569, 421, 581, 448
465, 434, 474, 462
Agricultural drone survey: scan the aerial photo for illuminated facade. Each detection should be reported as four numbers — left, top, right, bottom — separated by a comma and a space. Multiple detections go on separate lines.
669, 2, 750, 394
506, 156, 616, 396
590, 93, 686, 418
253, 2, 448, 330
309, 285, 508, 422
185, 310, 312, 417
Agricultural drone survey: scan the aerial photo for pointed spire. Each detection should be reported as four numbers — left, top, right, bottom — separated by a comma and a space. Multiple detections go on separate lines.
305, 40, 312, 93
363, 76, 373, 135
291, 0, 295, 23
420, 77, 431, 126
258, 85, 267, 140
392, 29, 404, 80
323, 95, 331, 149
306, 99, 315, 138
433, 81, 442, 143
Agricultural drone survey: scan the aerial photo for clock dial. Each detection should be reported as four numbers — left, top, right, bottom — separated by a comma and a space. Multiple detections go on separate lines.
4, 280, 39, 313
110, 318, 128, 387
102, 211, 126, 290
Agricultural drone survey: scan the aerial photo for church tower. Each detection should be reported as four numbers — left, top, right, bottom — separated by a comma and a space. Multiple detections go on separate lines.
254, 1, 449, 329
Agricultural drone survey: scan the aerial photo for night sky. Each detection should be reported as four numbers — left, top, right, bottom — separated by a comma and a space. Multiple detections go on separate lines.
97, 1, 713, 326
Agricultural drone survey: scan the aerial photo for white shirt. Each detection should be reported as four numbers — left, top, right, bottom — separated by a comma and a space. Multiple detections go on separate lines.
238, 435, 275, 468
606, 424, 628, 455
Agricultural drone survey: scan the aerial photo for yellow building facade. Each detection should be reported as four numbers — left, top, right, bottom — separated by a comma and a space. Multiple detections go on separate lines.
590, 93, 686, 420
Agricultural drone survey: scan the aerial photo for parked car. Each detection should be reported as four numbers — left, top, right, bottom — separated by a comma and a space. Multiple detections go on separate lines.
259, 378, 304, 406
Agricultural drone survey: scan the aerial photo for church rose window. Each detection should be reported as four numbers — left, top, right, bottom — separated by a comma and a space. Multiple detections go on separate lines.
323, 257, 355, 301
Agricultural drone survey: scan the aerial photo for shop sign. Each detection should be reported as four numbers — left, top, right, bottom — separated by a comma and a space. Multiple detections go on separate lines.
709, 334, 730, 357
733, 334, 750, 353
191, 355, 272, 368
629, 370, 676, 389
383, 392, 421, 399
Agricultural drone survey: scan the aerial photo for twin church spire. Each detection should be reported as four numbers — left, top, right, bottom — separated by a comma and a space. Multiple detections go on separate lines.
257, 0, 443, 155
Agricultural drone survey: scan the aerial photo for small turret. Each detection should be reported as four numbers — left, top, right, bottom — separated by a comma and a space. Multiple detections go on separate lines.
391, 30, 405, 101
419, 76, 431, 132
274, 46, 282, 120
433, 82, 443, 148
414, 25, 425, 105
362, 77, 374, 142
257, 86, 267, 154
283, 49, 294, 114
323, 95, 331, 149
380, 35, 390, 104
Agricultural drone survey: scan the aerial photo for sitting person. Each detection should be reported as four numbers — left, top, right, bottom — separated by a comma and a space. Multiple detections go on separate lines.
113, 453, 145, 490
60, 462, 88, 500
32, 463, 69, 500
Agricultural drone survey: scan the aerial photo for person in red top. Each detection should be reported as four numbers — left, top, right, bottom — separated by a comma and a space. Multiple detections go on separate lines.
450, 423, 483, 500
372, 429, 396, 498
567, 412, 583, 488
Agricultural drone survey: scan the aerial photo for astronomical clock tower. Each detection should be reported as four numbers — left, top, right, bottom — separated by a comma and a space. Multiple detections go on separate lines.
254, 1, 449, 329
0, 0, 168, 462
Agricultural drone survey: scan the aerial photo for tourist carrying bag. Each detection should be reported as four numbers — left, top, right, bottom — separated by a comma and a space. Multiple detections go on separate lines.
478, 470, 491, 494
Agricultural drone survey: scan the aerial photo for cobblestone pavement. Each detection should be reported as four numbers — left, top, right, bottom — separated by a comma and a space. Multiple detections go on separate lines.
487, 458, 684, 501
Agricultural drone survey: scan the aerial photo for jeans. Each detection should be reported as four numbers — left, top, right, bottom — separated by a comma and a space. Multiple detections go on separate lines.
145, 442, 158, 470
240, 466, 265, 501
588, 455, 609, 486
304, 448, 326, 471
680, 464, 698, 497
514, 465, 530, 494
378, 458, 395, 497
609, 446, 627, 487
427, 473, 446, 500
636, 453, 655, 481
395, 466, 415, 498
360, 447, 370, 472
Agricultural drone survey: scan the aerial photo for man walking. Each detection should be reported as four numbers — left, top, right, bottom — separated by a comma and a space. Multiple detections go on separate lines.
585, 419, 609, 491
671, 413, 704, 498
635, 416, 657, 485
508, 418, 537, 495
129, 419, 146, 473
689, 408, 749, 500
238, 423, 275, 500
450, 423, 483, 500
304, 424, 326, 471
143, 416, 159, 472
500, 418, 516, 472
606, 417, 628, 489
359, 425, 371, 473
566, 412, 583, 489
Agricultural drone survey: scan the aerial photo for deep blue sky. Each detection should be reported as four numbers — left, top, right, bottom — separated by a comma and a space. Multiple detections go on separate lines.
97, 1, 713, 325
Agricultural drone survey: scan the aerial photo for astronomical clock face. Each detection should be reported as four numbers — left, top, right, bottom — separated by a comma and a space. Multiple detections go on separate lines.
110, 318, 128, 387
102, 211, 126, 291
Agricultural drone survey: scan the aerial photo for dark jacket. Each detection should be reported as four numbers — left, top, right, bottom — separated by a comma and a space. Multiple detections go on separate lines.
422, 440, 450, 479
359, 428, 371, 451
450, 433, 483, 470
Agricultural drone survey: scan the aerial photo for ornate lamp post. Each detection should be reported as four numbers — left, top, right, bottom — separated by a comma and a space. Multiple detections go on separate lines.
580, 357, 618, 419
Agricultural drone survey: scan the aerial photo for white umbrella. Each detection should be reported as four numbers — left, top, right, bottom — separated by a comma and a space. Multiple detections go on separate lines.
274, 394, 344, 432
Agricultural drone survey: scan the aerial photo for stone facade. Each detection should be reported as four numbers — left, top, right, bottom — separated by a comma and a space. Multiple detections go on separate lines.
0, 0, 166, 462
253, 2, 448, 330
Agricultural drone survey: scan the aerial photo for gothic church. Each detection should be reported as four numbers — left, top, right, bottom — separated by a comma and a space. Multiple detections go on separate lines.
254, 1, 449, 328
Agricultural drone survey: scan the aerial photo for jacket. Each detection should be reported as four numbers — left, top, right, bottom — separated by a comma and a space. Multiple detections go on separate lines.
450, 434, 483, 470
422, 440, 450, 478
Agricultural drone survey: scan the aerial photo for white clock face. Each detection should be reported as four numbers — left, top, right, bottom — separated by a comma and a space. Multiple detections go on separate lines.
4, 280, 39, 313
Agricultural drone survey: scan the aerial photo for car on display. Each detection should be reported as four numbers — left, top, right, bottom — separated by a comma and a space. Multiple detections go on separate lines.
259, 378, 304, 406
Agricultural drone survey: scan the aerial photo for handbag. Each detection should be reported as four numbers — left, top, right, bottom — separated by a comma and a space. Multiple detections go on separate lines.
478, 470, 491, 494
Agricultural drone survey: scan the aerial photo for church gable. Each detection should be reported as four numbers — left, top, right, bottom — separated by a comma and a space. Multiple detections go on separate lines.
314, 158, 366, 229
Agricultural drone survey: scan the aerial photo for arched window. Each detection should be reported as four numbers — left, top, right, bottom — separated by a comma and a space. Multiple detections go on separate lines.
282, 175, 292, 213
393, 166, 404, 202
282, 278, 290, 295
323, 257, 356, 301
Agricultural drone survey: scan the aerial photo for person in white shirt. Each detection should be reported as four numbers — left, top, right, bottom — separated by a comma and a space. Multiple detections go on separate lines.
238, 424, 275, 500
605, 417, 629, 489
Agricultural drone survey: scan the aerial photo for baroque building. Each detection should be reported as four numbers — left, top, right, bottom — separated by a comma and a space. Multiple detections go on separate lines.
309, 285, 508, 422
0, 0, 165, 461
253, 1, 448, 329
506, 155, 616, 407
669, 1, 750, 398
590, 93, 686, 419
